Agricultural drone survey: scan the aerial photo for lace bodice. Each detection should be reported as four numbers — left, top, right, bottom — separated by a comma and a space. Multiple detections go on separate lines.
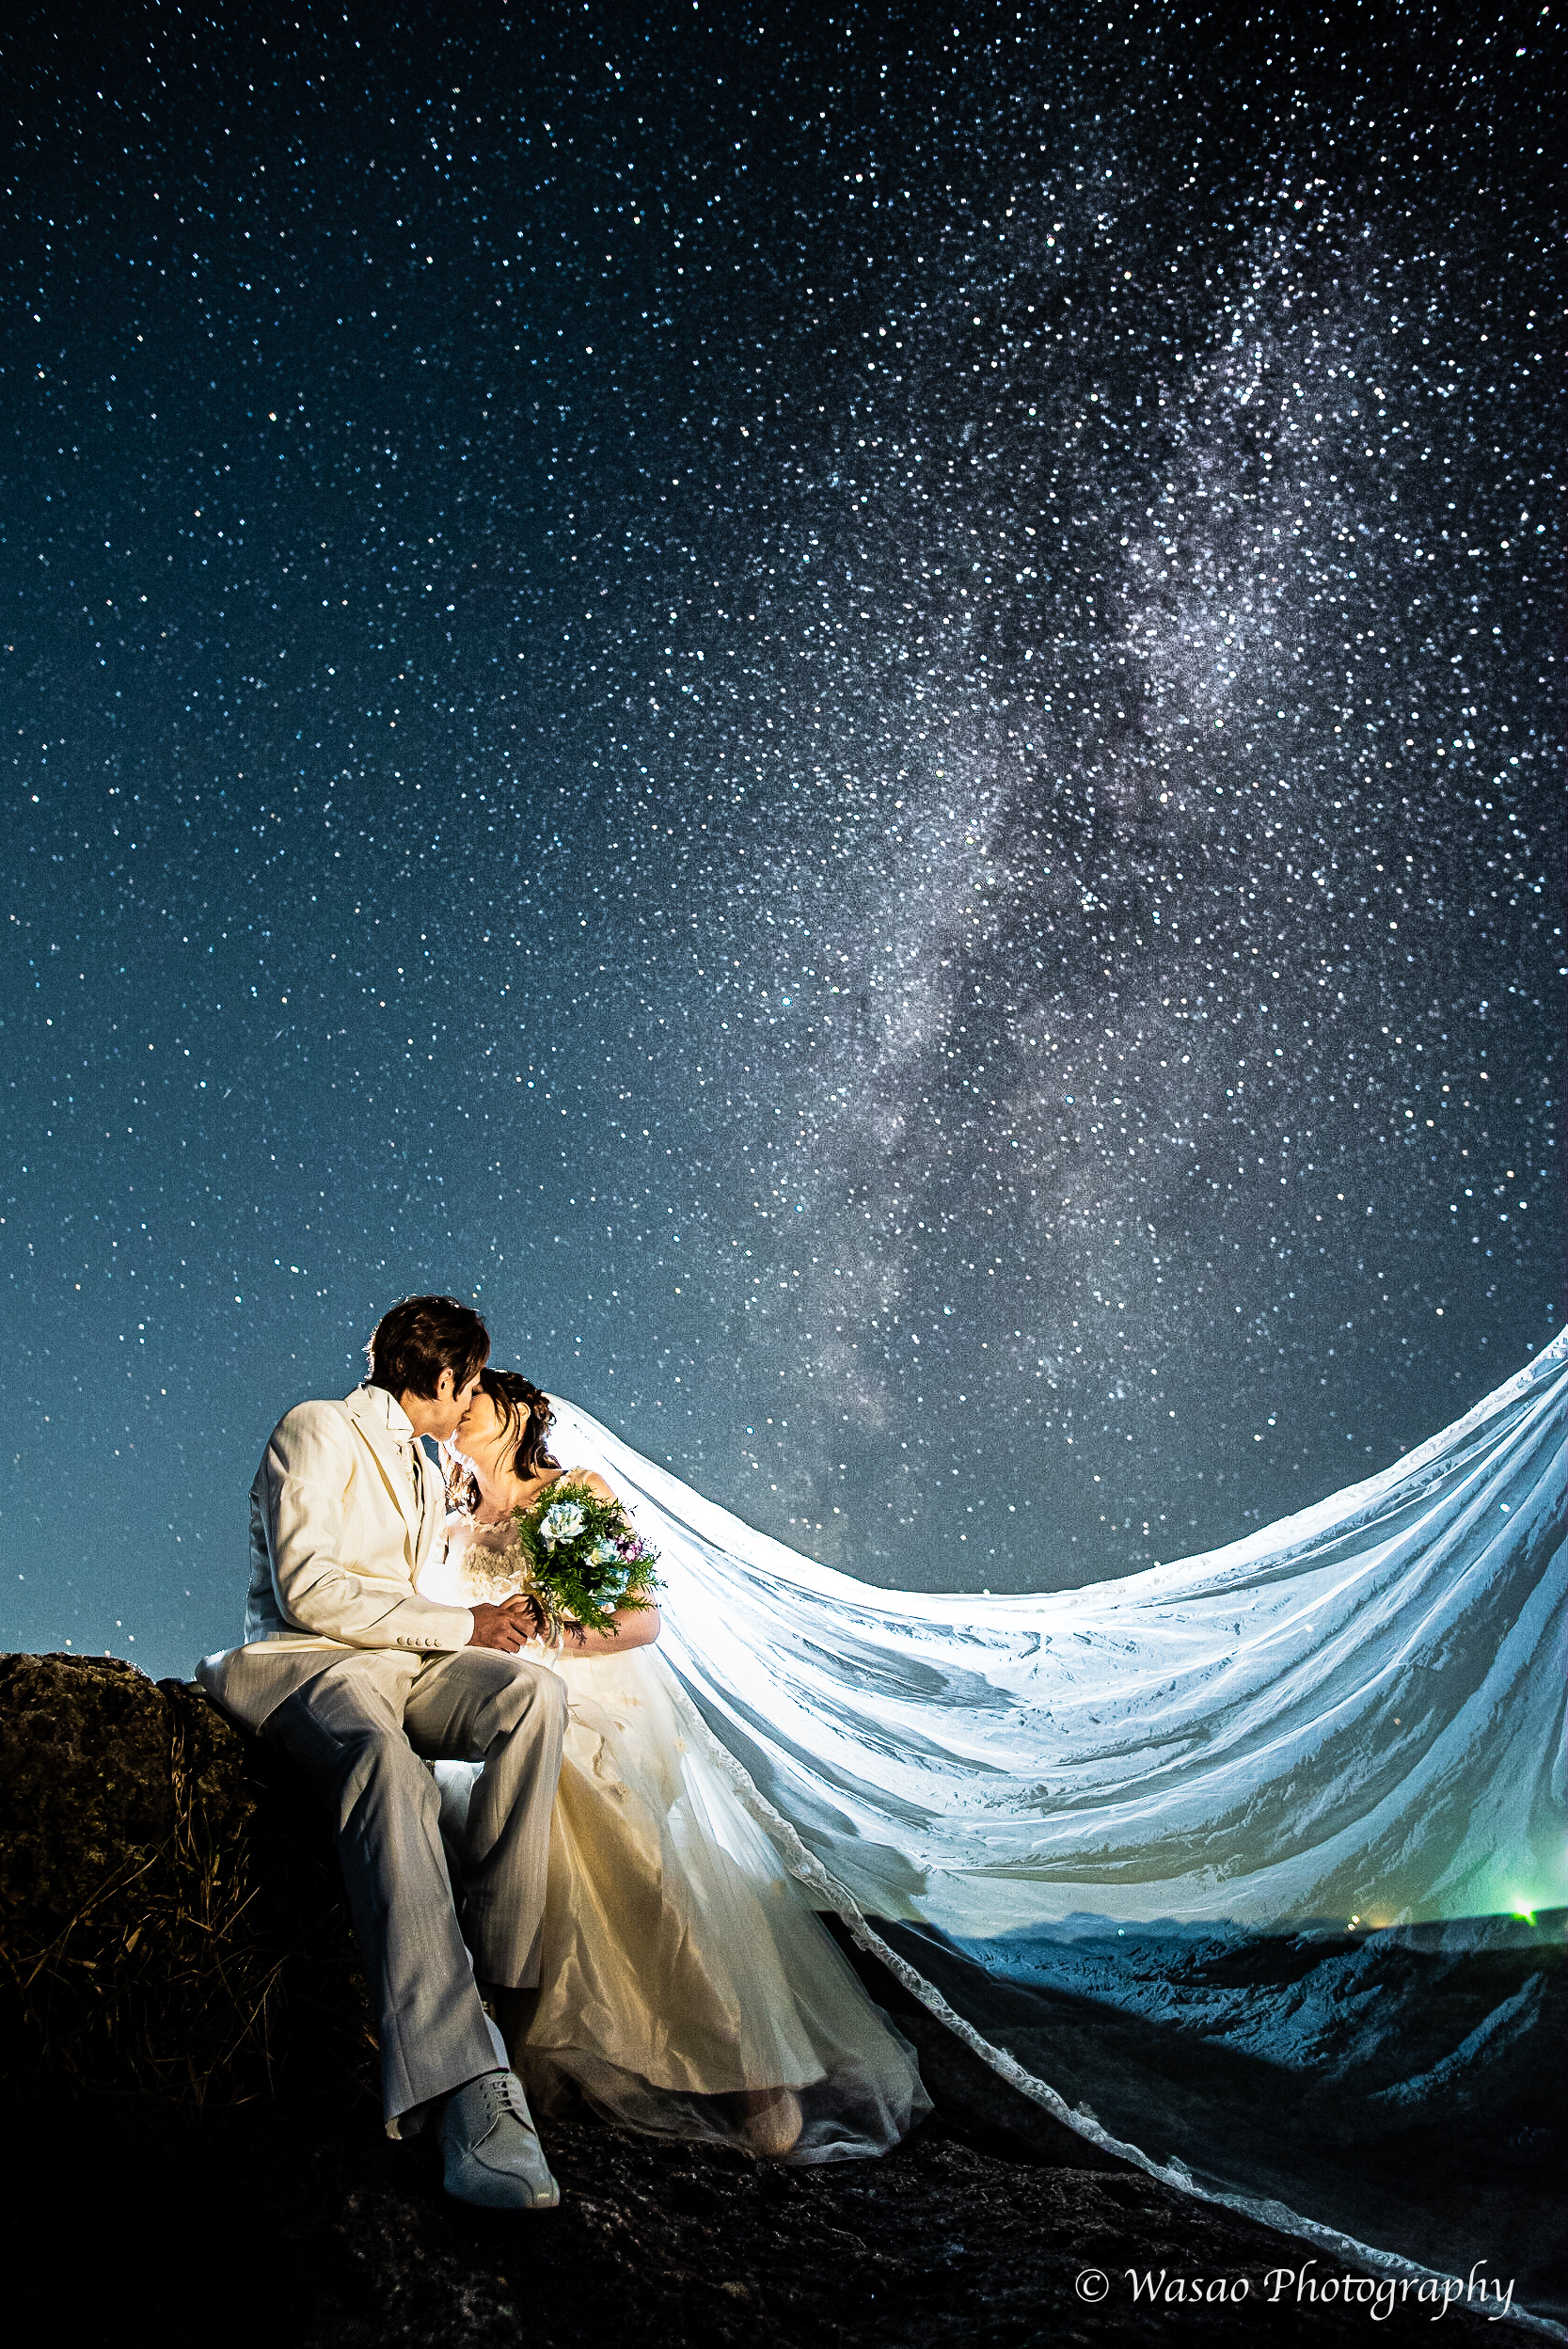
440, 1468, 596, 1606
447, 1534, 533, 1608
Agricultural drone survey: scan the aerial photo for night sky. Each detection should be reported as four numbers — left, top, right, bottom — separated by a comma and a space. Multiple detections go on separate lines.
3, 2, 1560, 1681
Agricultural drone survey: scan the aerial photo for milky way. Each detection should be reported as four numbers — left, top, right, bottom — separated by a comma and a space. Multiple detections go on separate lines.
2, 4, 1560, 1674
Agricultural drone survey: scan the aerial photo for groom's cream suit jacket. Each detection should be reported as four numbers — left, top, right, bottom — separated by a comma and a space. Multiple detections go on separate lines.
197, 1383, 476, 1732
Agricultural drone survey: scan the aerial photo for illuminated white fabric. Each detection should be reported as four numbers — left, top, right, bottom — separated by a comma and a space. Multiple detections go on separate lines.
415, 1589, 930, 2163
480, 1341, 1563, 2299
548, 1330, 1567, 1941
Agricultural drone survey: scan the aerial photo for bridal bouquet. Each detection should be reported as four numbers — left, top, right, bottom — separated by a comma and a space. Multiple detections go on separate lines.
506, 1479, 660, 1642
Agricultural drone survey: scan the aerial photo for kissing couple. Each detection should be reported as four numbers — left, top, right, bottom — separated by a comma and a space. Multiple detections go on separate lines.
198, 1294, 928, 2210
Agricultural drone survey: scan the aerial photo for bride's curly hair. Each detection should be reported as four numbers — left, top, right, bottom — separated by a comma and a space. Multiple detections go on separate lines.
443, 1367, 561, 1516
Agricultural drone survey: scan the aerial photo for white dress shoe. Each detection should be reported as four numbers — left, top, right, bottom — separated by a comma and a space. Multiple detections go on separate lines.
439, 2069, 560, 2211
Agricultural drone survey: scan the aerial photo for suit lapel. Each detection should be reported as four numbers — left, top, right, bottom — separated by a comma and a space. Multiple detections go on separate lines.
344, 1387, 424, 1563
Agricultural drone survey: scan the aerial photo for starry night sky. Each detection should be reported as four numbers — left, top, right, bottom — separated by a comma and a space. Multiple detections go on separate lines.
3, 2, 1560, 1678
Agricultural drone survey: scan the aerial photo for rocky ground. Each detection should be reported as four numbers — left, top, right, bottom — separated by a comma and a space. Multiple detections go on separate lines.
5, 2087, 1523, 2349
0, 1657, 1528, 2346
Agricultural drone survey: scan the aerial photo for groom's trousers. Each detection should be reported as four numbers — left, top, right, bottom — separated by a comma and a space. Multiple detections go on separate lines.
266, 1646, 568, 2131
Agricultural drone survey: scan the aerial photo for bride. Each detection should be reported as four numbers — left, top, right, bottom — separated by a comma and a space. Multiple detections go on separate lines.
418, 1368, 930, 2164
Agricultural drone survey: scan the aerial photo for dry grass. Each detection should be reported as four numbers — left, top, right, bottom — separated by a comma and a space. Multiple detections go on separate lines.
0, 1656, 376, 2110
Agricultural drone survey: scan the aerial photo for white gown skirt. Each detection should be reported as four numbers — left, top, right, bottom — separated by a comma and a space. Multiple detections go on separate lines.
434, 1644, 930, 2164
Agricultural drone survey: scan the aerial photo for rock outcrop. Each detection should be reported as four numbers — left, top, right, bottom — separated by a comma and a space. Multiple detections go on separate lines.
0, 1654, 1514, 2345
0, 1652, 372, 2105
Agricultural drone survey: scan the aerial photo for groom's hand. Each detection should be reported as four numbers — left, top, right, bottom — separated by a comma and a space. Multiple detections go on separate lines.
467, 1598, 538, 1653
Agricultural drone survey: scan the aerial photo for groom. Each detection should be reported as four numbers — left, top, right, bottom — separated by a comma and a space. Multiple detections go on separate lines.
198, 1294, 566, 2210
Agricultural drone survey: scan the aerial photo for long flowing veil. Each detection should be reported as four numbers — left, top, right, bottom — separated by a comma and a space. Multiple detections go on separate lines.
547, 1331, 1568, 2327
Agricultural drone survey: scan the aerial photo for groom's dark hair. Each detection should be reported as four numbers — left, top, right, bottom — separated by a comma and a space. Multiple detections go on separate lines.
366, 1294, 490, 1400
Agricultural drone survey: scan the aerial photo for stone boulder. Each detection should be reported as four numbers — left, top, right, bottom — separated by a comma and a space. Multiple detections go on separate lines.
0, 1653, 1518, 2345
0, 1652, 372, 2106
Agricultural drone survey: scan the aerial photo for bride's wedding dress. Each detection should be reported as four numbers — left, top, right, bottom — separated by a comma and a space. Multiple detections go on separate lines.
418, 1532, 930, 2164
414, 1336, 1565, 2301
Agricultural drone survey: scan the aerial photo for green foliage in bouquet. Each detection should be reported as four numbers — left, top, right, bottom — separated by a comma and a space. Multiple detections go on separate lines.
511, 1477, 661, 1641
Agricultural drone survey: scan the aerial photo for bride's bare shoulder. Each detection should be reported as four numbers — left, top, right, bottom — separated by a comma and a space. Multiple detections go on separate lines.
520, 1465, 616, 1506
557, 1465, 617, 1502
